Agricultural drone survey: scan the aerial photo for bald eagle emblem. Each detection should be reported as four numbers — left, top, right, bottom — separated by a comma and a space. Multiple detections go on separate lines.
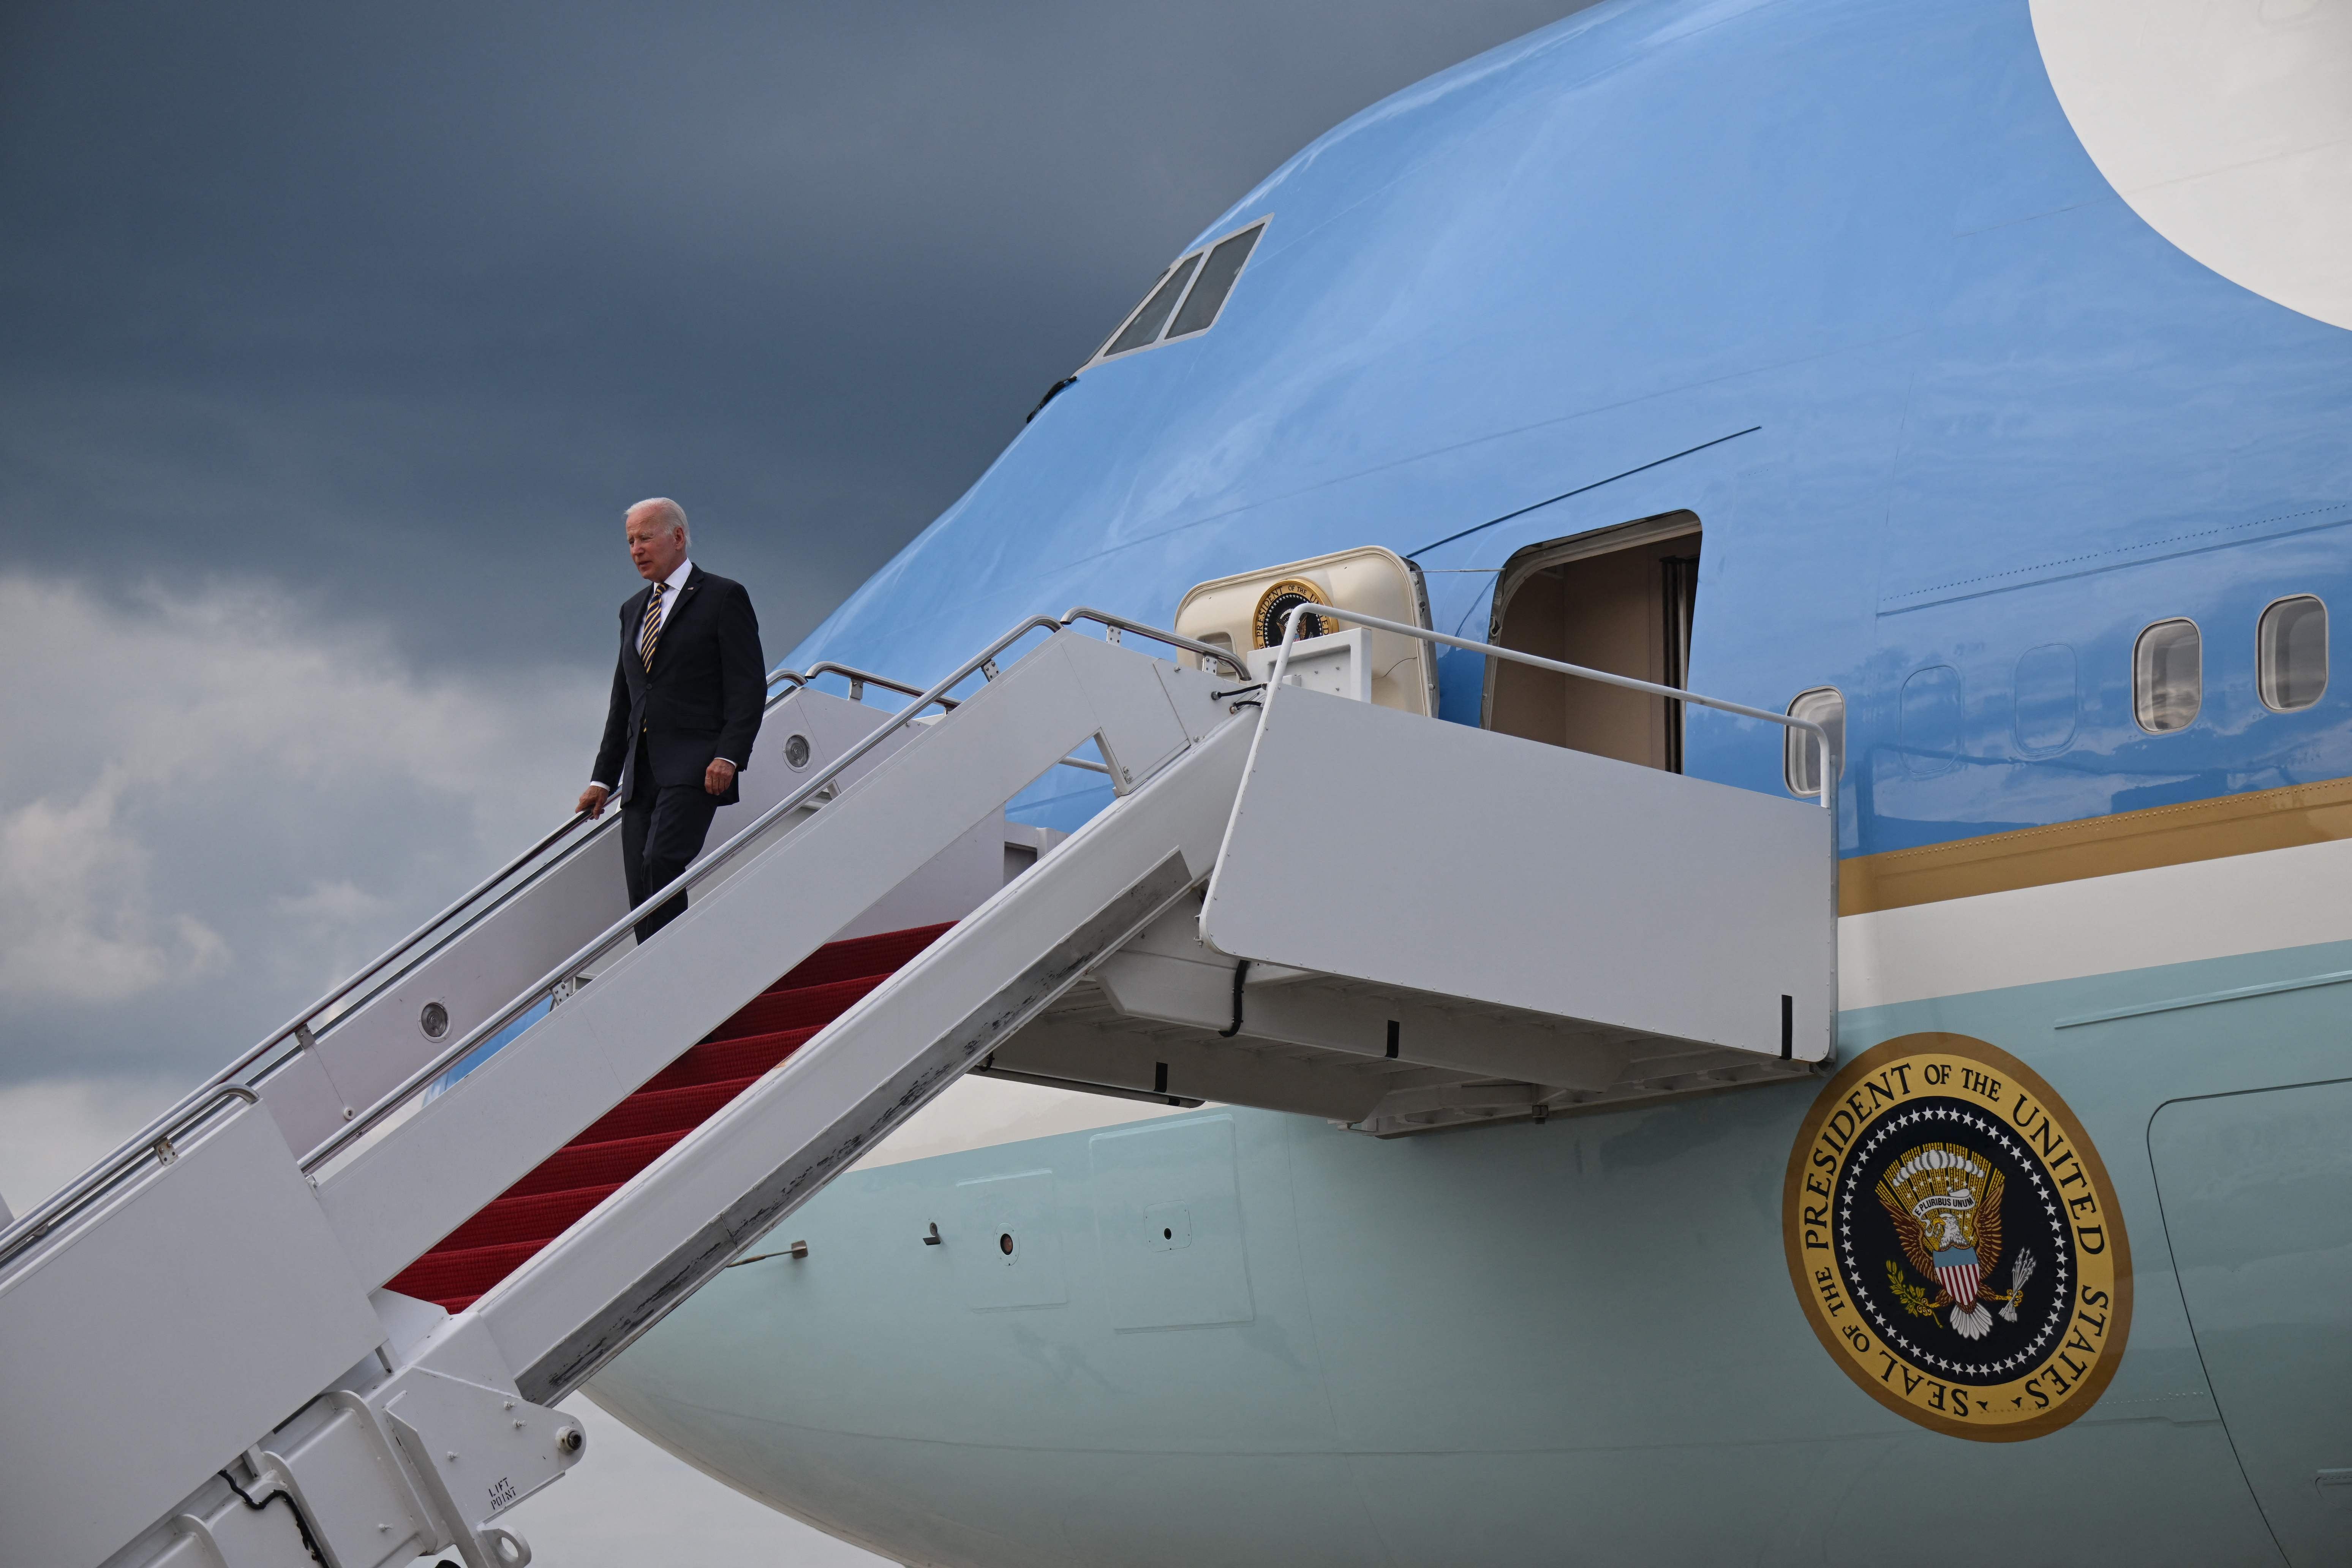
1878, 1141, 2036, 1340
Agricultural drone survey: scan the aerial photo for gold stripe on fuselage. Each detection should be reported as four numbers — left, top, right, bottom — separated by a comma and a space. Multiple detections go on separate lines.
1840, 775, 2352, 916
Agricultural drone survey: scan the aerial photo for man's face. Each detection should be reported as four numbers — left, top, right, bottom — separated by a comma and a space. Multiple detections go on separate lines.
626, 511, 687, 582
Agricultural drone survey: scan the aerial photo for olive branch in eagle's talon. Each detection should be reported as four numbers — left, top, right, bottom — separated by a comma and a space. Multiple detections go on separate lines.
1886, 1260, 1940, 1318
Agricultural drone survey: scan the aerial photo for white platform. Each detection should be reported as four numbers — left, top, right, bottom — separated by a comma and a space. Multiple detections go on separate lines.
1200, 686, 1834, 1061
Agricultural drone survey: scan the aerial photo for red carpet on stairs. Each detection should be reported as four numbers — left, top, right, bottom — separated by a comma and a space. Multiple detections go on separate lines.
383, 922, 953, 1314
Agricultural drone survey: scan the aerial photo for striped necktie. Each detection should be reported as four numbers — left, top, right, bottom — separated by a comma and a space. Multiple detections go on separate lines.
639, 582, 667, 670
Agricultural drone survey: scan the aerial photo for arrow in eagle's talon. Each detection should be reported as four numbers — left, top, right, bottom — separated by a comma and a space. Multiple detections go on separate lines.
1997, 1249, 2037, 1322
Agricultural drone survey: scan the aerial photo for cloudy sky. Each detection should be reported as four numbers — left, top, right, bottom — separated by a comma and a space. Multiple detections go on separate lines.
0, 3, 1585, 1561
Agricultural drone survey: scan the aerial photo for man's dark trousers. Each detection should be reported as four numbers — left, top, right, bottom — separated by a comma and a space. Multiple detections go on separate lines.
620, 739, 721, 942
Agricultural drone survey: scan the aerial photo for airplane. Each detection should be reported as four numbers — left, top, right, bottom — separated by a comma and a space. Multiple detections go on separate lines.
7, 1, 2347, 1566
572, 0, 2352, 1564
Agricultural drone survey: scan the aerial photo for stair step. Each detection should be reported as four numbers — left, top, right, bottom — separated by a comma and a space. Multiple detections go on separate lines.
378, 922, 958, 1312
501, 1130, 691, 1200
385, 1240, 543, 1304
638, 1027, 821, 1094
767, 922, 952, 992
573, 1077, 758, 1145
432, 1184, 622, 1255
707, 975, 887, 1042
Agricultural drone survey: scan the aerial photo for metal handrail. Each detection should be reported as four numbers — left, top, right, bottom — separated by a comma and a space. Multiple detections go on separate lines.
801, 661, 961, 710
1060, 606, 1250, 679
1265, 605, 1839, 809
774, 662, 962, 711
0, 656, 939, 1264
307, 606, 1233, 1170
0, 1086, 258, 1270
0, 809, 598, 1258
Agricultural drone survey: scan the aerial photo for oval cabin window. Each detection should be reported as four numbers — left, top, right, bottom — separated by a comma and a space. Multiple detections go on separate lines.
2134, 619, 2203, 734
1785, 687, 1844, 797
2258, 595, 2328, 712
2012, 644, 2079, 754
1898, 665, 1962, 778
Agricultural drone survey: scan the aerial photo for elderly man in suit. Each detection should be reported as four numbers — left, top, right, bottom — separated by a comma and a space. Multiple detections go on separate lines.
578, 498, 766, 942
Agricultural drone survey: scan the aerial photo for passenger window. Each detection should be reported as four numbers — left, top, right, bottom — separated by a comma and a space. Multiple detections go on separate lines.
2259, 595, 2328, 711
2134, 619, 2202, 733
1898, 665, 1962, 777
1785, 687, 1845, 797
2013, 644, 2079, 753
1167, 223, 1265, 338
1103, 253, 1203, 357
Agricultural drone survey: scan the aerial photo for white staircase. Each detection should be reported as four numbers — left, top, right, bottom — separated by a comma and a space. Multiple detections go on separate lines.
0, 607, 1836, 1568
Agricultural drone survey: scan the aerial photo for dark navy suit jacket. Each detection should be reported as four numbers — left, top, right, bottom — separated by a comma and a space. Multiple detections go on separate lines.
592, 566, 765, 806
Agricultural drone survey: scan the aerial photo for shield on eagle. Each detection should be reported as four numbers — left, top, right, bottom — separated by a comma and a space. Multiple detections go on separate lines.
1878, 1143, 2006, 1340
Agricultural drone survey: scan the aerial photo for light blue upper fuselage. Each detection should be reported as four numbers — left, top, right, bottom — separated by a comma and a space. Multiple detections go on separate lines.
787, 0, 2352, 856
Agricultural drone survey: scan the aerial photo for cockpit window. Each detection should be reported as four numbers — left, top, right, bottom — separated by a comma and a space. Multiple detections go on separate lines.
1167, 223, 1264, 338
1103, 254, 1201, 357
1085, 217, 1269, 369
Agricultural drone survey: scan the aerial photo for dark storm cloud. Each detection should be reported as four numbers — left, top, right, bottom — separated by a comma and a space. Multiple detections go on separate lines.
0, 0, 1590, 671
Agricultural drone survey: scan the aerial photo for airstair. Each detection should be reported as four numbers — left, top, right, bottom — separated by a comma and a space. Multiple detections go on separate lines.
0, 603, 1836, 1568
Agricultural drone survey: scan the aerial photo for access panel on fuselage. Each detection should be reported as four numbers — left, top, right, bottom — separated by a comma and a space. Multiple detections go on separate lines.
2151, 1079, 2352, 1567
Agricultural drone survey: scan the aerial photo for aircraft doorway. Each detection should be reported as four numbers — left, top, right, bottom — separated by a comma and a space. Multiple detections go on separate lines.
1483, 512, 1700, 771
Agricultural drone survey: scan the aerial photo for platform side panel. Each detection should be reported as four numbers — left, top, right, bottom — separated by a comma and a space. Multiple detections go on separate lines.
0, 1106, 383, 1568
833, 810, 1010, 944
1201, 690, 1833, 1056
305, 831, 631, 1127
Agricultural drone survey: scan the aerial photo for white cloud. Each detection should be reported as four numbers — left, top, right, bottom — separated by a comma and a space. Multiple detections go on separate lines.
0, 774, 229, 1002
270, 878, 390, 925
0, 572, 599, 1082
0, 1072, 184, 1220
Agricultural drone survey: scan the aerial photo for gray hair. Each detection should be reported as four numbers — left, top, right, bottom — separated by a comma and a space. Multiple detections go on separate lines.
625, 496, 689, 547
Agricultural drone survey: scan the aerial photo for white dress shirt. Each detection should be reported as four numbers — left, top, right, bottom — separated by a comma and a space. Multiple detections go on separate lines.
643, 556, 694, 642
592, 559, 737, 793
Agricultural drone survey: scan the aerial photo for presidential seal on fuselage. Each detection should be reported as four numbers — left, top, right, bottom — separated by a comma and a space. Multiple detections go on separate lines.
1783, 1033, 2130, 1440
